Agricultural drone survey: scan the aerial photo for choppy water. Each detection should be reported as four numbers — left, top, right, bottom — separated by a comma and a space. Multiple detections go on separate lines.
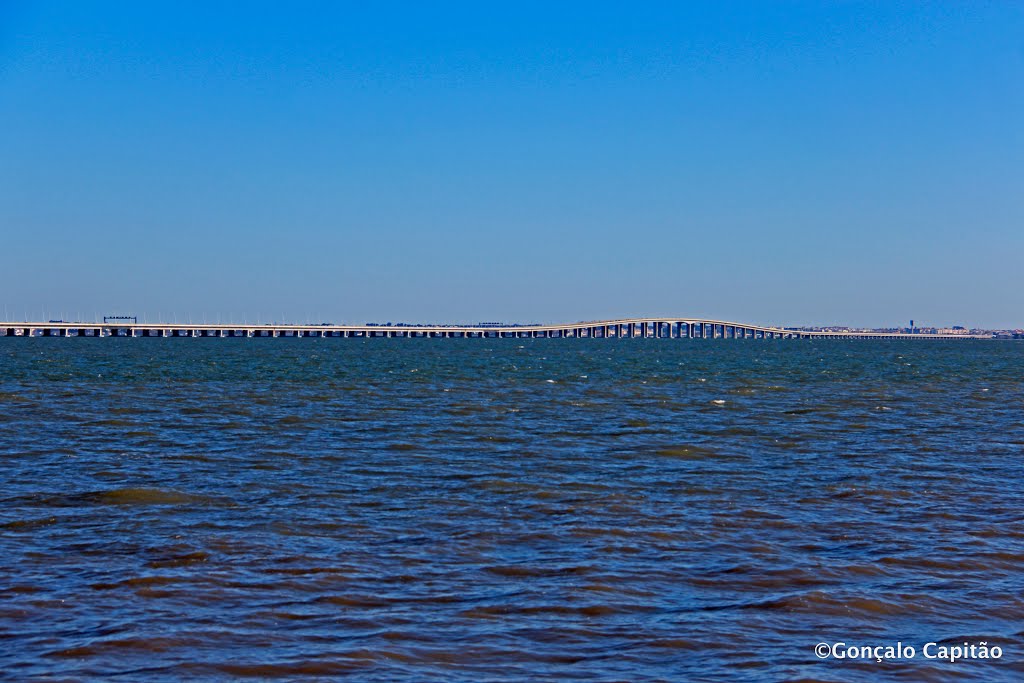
1, 339, 1023, 681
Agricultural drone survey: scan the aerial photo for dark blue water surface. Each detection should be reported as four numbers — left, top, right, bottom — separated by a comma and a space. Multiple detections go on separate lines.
1, 339, 1023, 681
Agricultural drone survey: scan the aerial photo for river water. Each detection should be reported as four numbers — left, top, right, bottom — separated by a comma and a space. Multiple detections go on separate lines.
1, 339, 1022, 681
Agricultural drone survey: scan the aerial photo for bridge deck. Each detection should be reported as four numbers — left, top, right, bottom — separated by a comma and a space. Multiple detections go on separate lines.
0, 318, 986, 339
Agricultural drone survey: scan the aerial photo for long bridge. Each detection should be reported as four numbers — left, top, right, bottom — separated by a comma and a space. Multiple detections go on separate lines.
0, 318, 986, 340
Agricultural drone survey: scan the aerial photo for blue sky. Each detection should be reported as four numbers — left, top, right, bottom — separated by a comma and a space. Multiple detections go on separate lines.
1, 2, 1021, 327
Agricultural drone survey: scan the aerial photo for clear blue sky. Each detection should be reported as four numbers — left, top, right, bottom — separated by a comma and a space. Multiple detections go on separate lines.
1, 2, 1021, 328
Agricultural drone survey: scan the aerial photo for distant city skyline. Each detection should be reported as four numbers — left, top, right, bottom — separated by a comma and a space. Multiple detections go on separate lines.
1, 2, 1022, 328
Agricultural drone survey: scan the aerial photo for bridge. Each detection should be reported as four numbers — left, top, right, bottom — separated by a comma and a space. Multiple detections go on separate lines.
0, 318, 987, 339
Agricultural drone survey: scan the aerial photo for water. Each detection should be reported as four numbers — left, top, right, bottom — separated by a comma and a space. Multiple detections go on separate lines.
2, 339, 1023, 681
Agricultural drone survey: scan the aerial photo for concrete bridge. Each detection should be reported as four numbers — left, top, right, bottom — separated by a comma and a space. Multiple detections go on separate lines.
0, 318, 987, 340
